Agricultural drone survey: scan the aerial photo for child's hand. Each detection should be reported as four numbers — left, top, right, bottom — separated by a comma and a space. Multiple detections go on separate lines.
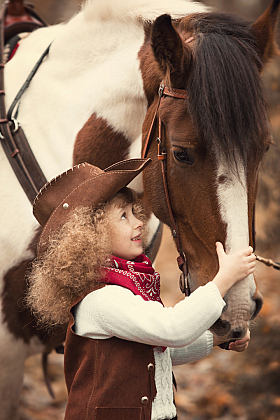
216, 242, 256, 282
212, 329, 250, 352
229, 329, 250, 352
212, 242, 256, 297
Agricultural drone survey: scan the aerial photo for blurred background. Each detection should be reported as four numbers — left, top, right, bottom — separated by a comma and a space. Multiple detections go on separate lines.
2, 0, 279, 419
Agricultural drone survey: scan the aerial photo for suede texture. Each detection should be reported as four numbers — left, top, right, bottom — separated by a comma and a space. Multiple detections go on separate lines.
64, 290, 157, 420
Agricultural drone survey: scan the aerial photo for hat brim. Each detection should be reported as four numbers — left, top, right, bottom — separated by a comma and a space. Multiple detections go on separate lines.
36, 158, 151, 257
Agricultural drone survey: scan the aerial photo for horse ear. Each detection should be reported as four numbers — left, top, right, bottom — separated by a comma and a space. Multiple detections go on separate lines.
251, 0, 280, 64
151, 14, 192, 87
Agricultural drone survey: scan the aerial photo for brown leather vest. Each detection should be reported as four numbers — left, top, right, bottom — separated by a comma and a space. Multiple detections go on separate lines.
64, 290, 157, 420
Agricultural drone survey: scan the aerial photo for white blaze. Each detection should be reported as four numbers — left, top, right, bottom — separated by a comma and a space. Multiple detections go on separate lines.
216, 157, 256, 331
217, 159, 249, 253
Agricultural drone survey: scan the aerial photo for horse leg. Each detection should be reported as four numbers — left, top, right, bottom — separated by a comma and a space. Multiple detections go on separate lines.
0, 330, 28, 420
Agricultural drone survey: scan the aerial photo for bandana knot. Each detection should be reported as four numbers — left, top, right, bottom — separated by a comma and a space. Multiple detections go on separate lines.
102, 254, 162, 304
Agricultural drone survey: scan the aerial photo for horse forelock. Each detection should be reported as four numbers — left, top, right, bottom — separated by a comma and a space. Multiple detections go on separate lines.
183, 12, 270, 168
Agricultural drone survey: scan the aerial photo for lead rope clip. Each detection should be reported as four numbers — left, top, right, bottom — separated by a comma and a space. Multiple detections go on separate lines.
177, 251, 189, 296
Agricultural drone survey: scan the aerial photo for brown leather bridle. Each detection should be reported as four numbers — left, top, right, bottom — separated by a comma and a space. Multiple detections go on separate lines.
142, 83, 280, 297
142, 82, 190, 295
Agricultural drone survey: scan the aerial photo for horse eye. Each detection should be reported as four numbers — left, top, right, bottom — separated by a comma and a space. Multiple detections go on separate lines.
264, 144, 270, 155
173, 148, 195, 165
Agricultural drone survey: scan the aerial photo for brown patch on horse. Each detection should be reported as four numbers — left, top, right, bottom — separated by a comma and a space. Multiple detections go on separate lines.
73, 114, 130, 169
1, 229, 65, 352
141, 124, 226, 286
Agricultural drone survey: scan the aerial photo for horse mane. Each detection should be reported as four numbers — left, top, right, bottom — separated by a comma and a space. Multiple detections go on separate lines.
81, 0, 209, 22
185, 13, 270, 166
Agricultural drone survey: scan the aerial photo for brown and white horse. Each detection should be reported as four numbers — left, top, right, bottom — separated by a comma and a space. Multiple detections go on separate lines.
1, 0, 279, 418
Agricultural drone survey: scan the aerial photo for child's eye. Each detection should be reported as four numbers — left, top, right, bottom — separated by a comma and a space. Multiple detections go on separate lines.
121, 213, 126, 220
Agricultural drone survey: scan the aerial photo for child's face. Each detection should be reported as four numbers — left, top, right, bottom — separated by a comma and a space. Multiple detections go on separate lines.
108, 202, 144, 260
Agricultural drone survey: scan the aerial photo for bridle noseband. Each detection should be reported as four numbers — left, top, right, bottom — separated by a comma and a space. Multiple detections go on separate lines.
142, 82, 190, 296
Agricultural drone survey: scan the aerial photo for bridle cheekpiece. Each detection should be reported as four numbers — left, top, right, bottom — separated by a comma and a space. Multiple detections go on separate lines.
142, 82, 190, 295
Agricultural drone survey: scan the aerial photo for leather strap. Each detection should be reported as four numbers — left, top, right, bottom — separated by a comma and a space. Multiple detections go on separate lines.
163, 86, 188, 100
7, 43, 51, 120
0, 2, 48, 203
142, 83, 190, 295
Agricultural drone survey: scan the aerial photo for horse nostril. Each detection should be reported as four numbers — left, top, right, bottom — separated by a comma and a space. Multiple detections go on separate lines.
211, 318, 231, 335
251, 293, 263, 320
231, 327, 245, 339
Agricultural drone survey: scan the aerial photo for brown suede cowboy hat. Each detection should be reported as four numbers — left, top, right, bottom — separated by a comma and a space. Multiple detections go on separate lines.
33, 158, 151, 257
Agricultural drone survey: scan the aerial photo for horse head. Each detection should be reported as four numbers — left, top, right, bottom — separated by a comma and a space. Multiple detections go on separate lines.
140, 0, 280, 343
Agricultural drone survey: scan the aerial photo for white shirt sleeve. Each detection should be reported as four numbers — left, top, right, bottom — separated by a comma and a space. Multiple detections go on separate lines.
74, 281, 225, 349
170, 331, 214, 365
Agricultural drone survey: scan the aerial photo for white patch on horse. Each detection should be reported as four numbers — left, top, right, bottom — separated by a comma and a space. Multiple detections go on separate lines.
145, 213, 162, 245
4, 0, 209, 181
5, 12, 148, 181
216, 158, 257, 330
0, 159, 37, 281
82, 0, 210, 22
217, 161, 249, 252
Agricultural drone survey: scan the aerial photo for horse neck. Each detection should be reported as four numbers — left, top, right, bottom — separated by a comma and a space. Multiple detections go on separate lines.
50, 0, 209, 79
59, 0, 209, 51
50, 9, 145, 67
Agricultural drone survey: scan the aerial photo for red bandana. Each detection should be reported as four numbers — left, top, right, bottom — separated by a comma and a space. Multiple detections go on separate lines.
102, 254, 166, 351
102, 254, 163, 305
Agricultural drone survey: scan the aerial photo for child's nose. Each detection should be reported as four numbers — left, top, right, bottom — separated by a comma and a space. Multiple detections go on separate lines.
134, 216, 143, 228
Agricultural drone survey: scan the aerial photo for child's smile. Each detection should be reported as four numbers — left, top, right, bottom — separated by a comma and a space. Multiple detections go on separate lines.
108, 203, 144, 260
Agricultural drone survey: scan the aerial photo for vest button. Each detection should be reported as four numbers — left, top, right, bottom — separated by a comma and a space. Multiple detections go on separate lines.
141, 396, 149, 406
147, 363, 154, 373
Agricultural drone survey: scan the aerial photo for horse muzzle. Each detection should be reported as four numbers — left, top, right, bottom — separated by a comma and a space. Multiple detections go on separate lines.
210, 288, 263, 347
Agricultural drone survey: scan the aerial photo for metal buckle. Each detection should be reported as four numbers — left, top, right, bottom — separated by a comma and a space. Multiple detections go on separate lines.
9, 118, 19, 133
179, 272, 189, 295
177, 251, 189, 295
158, 83, 164, 98
157, 138, 166, 161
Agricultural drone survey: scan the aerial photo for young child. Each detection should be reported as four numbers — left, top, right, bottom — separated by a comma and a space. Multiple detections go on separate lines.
26, 158, 255, 420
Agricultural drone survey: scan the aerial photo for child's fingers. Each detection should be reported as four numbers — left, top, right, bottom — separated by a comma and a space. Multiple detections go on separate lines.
248, 266, 256, 274
244, 261, 256, 276
241, 251, 256, 267
247, 266, 255, 276
229, 330, 250, 352
229, 340, 249, 352
246, 252, 256, 260
242, 246, 254, 256
215, 242, 225, 258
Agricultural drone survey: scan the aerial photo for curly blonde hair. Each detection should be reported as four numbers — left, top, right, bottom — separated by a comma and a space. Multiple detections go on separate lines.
25, 188, 147, 329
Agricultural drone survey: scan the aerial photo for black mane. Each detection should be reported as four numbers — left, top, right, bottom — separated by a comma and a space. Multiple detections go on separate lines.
186, 13, 270, 165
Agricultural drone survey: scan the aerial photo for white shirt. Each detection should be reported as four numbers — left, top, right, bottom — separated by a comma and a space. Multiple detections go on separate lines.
74, 281, 225, 420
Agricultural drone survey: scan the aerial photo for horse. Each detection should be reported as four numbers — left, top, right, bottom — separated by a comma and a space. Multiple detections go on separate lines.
1, 0, 279, 418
